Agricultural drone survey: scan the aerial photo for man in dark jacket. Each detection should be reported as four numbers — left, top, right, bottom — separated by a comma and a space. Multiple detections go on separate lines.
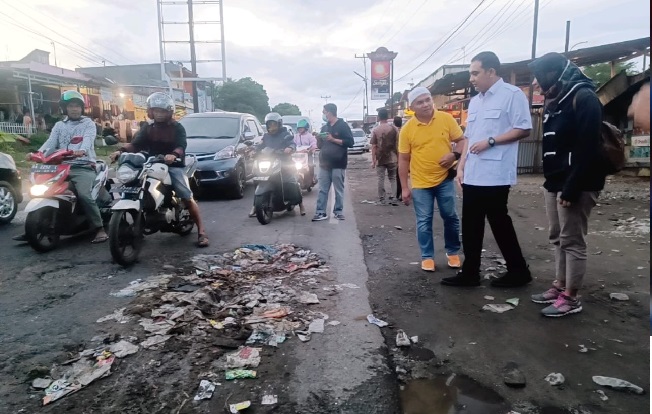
110, 92, 209, 247
528, 53, 606, 317
248, 112, 302, 216
312, 103, 354, 221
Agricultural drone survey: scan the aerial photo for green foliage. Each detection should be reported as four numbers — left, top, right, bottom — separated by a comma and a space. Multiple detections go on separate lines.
582, 62, 638, 88
271, 103, 301, 116
214, 77, 271, 122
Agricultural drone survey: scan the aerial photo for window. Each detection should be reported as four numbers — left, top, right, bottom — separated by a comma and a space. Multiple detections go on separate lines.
247, 119, 261, 136
179, 116, 240, 139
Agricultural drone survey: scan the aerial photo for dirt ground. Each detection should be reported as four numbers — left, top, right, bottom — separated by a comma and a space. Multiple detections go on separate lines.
347, 153, 650, 414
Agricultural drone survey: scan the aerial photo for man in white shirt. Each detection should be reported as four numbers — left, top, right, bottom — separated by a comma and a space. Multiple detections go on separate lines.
442, 51, 532, 288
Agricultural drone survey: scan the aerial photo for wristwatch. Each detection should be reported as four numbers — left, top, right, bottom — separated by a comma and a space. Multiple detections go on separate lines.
488, 137, 496, 147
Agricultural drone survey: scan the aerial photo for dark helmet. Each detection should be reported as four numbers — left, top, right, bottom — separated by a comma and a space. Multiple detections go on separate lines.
59, 90, 85, 115
146, 92, 175, 120
264, 112, 283, 128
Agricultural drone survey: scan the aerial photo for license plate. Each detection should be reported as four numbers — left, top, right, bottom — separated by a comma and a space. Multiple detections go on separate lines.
31, 164, 59, 173
253, 176, 269, 181
116, 186, 141, 194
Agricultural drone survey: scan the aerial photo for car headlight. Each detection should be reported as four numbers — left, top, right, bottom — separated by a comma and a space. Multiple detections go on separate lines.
116, 166, 139, 184
215, 145, 235, 160
30, 184, 49, 197
295, 161, 303, 170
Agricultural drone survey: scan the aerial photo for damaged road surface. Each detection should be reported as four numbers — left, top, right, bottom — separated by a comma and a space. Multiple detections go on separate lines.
0, 187, 398, 413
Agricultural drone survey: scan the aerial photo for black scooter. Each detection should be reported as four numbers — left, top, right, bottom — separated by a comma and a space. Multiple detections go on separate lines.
252, 147, 302, 225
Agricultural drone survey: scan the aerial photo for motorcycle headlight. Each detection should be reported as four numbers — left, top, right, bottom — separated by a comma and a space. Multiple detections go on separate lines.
295, 161, 303, 170
258, 160, 272, 173
116, 166, 139, 184
215, 145, 235, 160
30, 184, 49, 197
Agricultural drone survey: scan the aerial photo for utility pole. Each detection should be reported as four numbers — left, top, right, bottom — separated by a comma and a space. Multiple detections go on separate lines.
320, 95, 331, 103
528, 0, 540, 108
50, 41, 58, 67
187, 0, 200, 113
353, 71, 368, 120
355, 53, 368, 121
564, 20, 571, 53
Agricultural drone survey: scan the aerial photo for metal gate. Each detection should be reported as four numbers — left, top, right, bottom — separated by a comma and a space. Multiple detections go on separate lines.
517, 108, 543, 174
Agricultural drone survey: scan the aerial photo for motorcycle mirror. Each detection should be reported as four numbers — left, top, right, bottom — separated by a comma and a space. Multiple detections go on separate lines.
243, 140, 254, 146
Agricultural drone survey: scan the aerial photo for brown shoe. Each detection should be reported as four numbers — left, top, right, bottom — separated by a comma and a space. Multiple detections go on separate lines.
446, 254, 461, 268
421, 259, 435, 272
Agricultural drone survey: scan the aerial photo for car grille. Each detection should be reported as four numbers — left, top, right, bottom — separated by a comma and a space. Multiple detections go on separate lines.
191, 153, 215, 161
197, 170, 218, 179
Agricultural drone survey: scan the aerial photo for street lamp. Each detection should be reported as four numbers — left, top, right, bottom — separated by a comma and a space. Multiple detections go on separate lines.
570, 41, 588, 51
353, 70, 368, 120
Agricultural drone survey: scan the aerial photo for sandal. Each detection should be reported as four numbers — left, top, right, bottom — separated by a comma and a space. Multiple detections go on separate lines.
91, 234, 109, 244
197, 234, 210, 248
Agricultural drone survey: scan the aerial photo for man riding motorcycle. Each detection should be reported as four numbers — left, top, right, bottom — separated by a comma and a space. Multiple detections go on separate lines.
13, 90, 109, 244
248, 112, 306, 216
293, 119, 318, 186
109, 92, 209, 247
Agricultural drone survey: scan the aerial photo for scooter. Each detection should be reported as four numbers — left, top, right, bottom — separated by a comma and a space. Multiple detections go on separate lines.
108, 152, 197, 266
252, 147, 303, 225
24, 148, 112, 252
0, 152, 22, 224
292, 145, 316, 192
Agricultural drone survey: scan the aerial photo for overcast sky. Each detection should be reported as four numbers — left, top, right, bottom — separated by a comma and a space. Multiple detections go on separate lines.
0, 0, 649, 125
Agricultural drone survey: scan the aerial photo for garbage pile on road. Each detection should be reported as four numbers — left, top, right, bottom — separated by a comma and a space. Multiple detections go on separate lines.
35, 244, 338, 406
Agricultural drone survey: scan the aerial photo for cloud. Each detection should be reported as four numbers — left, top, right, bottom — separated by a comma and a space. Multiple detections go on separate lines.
1, 0, 648, 122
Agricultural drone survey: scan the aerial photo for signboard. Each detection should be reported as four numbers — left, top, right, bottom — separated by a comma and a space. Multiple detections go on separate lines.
631, 135, 650, 147
367, 47, 398, 101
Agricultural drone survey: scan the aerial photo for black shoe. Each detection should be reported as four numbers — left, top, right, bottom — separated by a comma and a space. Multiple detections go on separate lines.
490, 268, 532, 288
12, 234, 28, 242
441, 271, 481, 287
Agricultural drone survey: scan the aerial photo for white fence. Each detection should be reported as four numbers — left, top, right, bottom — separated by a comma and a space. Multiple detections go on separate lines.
0, 122, 37, 135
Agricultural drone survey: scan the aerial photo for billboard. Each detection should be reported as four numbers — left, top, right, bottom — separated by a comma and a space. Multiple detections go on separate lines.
367, 47, 397, 101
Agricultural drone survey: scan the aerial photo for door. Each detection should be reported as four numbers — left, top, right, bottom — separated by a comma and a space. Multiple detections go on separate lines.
243, 118, 261, 177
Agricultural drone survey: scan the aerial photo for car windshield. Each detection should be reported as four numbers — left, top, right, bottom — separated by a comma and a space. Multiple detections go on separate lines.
179, 117, 240, 139
352, 130, 365, 137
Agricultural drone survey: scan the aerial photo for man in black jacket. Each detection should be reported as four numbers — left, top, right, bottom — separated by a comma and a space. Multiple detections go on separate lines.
312, 103, 354, 221
528, 53, 606, 317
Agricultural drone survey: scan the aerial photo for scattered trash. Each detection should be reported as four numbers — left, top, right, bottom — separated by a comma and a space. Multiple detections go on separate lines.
367, 314, 389, 327
494, 259, 507, 265
592, 376, 644, 394
361, 200, 376, 204
42, 353, 115, 405
230, 401, 251, 413
611, 249, 620, 253
338, 283, 360, 289
193, 380, 216, 401
396, 330, 410, 347
296, 332, 311, 342
484, 295, 495, 300
545, 373, 565, 386
141, 335, 172, 349
608, 338, 624, 343
261, 394, 278, 405
108, 340, 139, 358
637, 266, 645, 270
409, 262, 419, 265
298, 291, 320, 304
394, 226, 403, 230
595, 389, 609, 401
482, 304, 514, 313
96, 308, 130, 324
327, 321, 341, 326
505, 298, 520, 307
31, 378, 52, 389
535, 226, 545, 230
579, 345, 589, 353
609, 293, 630, 301
410, 336, 419, 344
484, 273, 498, 280
308, 318, 325, 333
225, 347, 261, 368
225, 370, 257, 380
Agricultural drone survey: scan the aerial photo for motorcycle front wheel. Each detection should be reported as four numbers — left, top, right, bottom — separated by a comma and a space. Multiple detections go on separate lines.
109, 209, 143, 267
25, 207, 60, 252
254, 192, 273, 225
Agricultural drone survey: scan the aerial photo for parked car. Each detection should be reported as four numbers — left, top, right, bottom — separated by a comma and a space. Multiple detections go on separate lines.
179, 112, 264, 199
0, 152, 22, 224
348, 128, 370, 154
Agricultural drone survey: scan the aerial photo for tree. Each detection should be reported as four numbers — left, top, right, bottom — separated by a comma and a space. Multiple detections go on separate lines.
582, 62, 637, 88
214, 77, 271, 121
384, 92, 402, 107
271, 103, 301, 116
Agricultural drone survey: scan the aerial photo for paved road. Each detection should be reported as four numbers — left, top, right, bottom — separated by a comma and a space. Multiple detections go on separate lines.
0, 173, 398, 413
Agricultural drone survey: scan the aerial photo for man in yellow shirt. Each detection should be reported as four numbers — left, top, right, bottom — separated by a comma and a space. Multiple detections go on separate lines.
399, 87, 466, 272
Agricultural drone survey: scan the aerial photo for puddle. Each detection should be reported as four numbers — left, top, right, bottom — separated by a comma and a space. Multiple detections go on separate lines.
401, 374, 509, 414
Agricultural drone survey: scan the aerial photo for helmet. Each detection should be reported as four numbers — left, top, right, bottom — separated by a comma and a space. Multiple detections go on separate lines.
59, 90, 85, 115
264, 112, 282, 127
297, 119, 309, 130
146, 92, 174, 120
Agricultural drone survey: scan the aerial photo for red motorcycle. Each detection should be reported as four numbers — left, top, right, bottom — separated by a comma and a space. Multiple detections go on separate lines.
24, 147, 112, 252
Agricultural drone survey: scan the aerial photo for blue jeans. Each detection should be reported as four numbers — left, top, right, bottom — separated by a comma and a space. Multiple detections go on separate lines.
412, 179, 461, 259
316, 167, 345, 214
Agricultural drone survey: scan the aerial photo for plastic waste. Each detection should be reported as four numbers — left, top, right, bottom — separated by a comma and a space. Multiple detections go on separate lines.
505, 298, 520, 307
261, 394, 278, 405
230, 401, 251, 413
367, 314, 389, 327
396, 330, 410, 347
482, 304, 514, 313
225, 370, 257, 380
545, 373, 565, 386
225, 347, 261, 368
193, 380, 216, 401
308, 319, 325, 333
592, 376, 644, 394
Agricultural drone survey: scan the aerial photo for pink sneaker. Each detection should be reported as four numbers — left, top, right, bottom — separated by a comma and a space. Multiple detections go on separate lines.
531, 287, 563, 304
541, 294, 582, 317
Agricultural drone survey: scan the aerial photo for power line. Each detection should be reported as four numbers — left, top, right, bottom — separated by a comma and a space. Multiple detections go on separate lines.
0, 2, 120, 66
395, 0, 489, 82
341, 86, 364, 114
367, 0, 417, 44
378, 0, 427, 46
2, 0, 136, 64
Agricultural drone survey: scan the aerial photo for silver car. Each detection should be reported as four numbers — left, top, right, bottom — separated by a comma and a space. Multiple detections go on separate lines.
348, 128, 370, 153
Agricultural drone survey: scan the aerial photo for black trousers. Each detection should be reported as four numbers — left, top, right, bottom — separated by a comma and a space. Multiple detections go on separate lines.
396, 169, 402, 199
461, 184, 528, 276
